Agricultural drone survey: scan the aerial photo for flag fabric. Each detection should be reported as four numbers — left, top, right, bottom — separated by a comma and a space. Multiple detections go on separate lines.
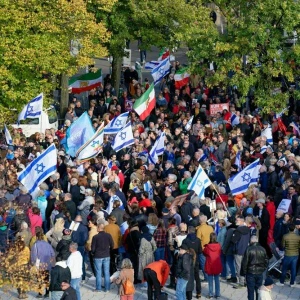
174, 68, 190, 89
65, 112, 95, 157
209, 152, 219, 165
18, 93, 43, 122
276, 106, 289, 119
144, 181, 154, 199
155, 132, 165, 156
104, 112, 129, 134
68, 69, 102, 94
145, 61, 160, 70
185, 116, 194, 131
151, 57, 170, 85
235, 151, 242, 171
4, 125, 13, 145
188, 165, 212, 199
261, 125, 273, 145
112, 122, 134, 152
228, 159, 260, 195
199, 153, 207, 162
158, 49, 170, 61
277, 118, 287, 135
76, 122, 105, 162
133, 83, 156, 121
230, 113, 240, 126
290, 122, 300, 136
18, 144, 57, 195
260, 145, 267, 154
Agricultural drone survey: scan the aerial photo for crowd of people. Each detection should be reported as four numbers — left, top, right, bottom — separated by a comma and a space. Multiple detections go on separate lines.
1, 60, 300, 300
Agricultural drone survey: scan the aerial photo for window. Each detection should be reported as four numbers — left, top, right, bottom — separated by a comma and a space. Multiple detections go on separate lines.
47, 107, 58, 124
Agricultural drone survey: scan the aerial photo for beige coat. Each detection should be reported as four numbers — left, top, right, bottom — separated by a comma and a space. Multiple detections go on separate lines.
115, 268, 135, 296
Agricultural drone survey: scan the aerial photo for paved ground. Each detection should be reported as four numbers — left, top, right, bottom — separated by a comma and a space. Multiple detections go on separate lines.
1, 272, 300, 300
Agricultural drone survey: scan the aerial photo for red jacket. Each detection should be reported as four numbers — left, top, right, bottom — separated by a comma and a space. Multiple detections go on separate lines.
203, 243, 222, 275
266, 201, 276, 230
144, 260, 170, 286
139, 198, 152, 208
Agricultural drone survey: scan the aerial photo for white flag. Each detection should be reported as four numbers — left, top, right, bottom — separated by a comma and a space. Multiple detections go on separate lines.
112, 122, 134, 152
18, 93, 43, 122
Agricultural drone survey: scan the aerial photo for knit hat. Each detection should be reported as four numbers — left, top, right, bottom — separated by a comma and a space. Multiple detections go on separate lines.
264, 277, 274, 287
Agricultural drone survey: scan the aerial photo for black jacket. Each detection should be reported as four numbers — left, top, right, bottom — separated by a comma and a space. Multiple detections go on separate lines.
176, 252, 193, 281
110, 207, 125, 226
11, 213, 30, 232
241, 242, 268, 275
91, 231, 114, 258
56, 236, 72, 260
61, 286, 78, 300
180, 202, 194, 224
182, 233, 202, 259
65, 200, 77, 221
200, 205, 211, 220
231, 226, 250, 255
273, 217, 284, 249
253, 206, 270, 233
49, 263, 71, 291
70, 185, 82, 207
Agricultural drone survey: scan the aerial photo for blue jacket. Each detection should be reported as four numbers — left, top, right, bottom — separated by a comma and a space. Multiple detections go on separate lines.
31, 240, 55, 270
231, 226, 250, 256
71, 223, 88, 247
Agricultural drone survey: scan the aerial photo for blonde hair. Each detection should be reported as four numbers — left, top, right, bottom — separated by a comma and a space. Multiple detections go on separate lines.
54, 218, 65, 232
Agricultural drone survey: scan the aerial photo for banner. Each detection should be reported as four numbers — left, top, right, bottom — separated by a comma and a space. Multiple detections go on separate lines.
277, 199, 291, 213
209, 103, 229, 116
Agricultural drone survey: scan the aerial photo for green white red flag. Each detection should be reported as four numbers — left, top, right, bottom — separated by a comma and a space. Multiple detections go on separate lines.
68, 69, 102, 94
174, 68, 190, 89
133, 83, 156, 121
158, 49, 170, 61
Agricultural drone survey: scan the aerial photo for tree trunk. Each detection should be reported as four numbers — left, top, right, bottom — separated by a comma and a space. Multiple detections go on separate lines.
60, 73, 69, 119
111, 55, 122, 97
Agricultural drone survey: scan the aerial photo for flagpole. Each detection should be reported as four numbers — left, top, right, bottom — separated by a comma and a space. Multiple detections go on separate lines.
213, 186, 231, 217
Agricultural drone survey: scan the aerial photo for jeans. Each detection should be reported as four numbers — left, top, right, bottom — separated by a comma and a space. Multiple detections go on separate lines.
207, 275, 220, 297
70, 278, 81, 300
154, 247, 165, 261
50, 291, 63, 300
280, 255, 299, 285
234, 254, 244, 285
94, 257, 110, 291
77, 246, 86, 280
226, 254, 236, 278
176, 278, 188, 300
199, 253, 208, 281
221, 253, 227, 277
246, 273, 263, 300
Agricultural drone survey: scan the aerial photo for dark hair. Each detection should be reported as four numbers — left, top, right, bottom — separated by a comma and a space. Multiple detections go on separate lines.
32, 207, 40, 215
168, 217, 177, 225
227, 200, 235, 207
209, 232, 218, 243
188, 226, 195, 234
289, 223, 296, 232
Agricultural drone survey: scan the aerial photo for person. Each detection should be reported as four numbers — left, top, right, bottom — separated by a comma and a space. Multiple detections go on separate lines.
56, 229, 72, 261
49, 256, 71, 300
175, 244, 193, 300
153, 219, 167, 261
231, 216, 250, 288
91, 218, 114, 292
46, 217, 64, 250
182, 226, 202, 299
258, 277, 274, 300
31, 231, 55, 298
114, 258, 135, 300
67, 242, 83, 300
277, 223, 300, 287
203, 232, 222, 299
143, 260, 170, 300
241, 235, 269, 300
60, 280, 78, 300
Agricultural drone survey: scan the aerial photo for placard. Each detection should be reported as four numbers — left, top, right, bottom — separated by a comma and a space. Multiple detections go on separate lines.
277, 199, 291, 213
209, 103, 229, 116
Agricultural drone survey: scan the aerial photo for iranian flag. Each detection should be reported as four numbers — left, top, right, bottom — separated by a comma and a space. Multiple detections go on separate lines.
174, 68, 190, 89
68, 69, 102, 94
158, 49, 170, 61
133, 83, 156, 121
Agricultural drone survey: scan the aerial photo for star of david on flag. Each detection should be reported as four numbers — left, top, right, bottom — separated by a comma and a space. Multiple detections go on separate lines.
18, 144, 57, 195
18, 93, 44, 122
228, 158, 260, 195
188, 165, 212, 199
151, 57, 171, 85
112, 122, 134, 152
104, 112, 129, 134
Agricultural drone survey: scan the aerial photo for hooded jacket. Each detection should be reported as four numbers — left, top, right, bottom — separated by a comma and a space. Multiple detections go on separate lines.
231, 225, 250, 255
203, 243, 222, 275
37, 195, 47, 221
182, 233, 202, 259
56, 235, 72, 260
49, 261, 71, 291
176, 252, 193, 280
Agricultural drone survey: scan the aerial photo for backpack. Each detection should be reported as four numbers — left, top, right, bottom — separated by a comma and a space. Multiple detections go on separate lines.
123, 278, 135, 295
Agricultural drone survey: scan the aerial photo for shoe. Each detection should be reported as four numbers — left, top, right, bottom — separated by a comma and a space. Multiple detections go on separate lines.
196, 294, 201, 299
36, 295, 43, 299
202, 280, 208, 285
166, 284, 175, 289
290, 284, 295, 287
205, 296, 213, 299
233, 284, 245, 289
227, 277, 237, 283
220, 277, 227, 281
215, 297, 221, 299
89, 276, 96, 281
81, 280, 86, 285
44, 294, 49, 299
276, 282, 284, 287
94, 289, 102, 292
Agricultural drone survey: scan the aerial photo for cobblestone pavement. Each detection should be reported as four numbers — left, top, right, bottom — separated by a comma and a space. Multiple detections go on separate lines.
1, 272, 300, 300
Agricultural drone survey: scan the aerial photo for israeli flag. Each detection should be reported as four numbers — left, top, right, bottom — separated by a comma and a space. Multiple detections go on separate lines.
290, 122, 300, 136
231, 113, 240, 126
112, 122, 134, 152
104, 112, 129, 134
261, 124, 273, 145
4, 125, 13, 145
151, 57, 171, 85
18, 93, 43, 122
144, 181, 153, 199
18, 144, 57, 195
156, 132, 165, 156
235, 151, 242, 171
185, 116, 194, 131
276, 106, 289, 119
145, 61, 160, 70
149, 144, 158, 164
228, 159, 260, 195
188, 165, 212, 199
260, 145, 267, 154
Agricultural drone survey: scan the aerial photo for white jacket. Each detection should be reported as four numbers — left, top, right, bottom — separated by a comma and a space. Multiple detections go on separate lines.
67, 251, 83, 279
258, 286, 273, 300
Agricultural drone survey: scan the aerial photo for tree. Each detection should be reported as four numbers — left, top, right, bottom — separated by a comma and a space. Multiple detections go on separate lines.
0, 0, 111, 122
88, 0, 211, 93
187, 0, 300, 112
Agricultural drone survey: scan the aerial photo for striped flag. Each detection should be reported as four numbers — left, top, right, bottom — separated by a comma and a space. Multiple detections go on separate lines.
230, 113, 240, 126
188, 165, 212, 198
185, 116, 194, 131
261, 124, 273, 145
235, 151, 242, 171
4, 125, 13, 145
68, 70, 102, 94
144, 181, 153, 199
158, 49, 170, 61
151, 57, 170, 85
290, 122, 300, 136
